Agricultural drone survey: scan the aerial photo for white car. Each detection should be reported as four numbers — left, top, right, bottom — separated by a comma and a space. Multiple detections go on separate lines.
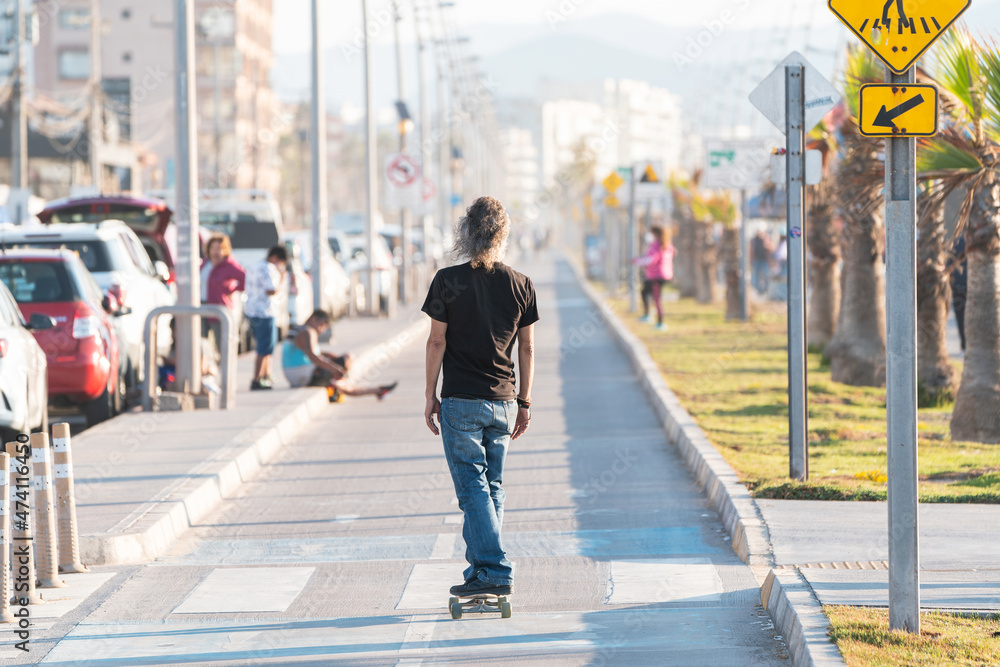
328, 231, 396, 314
0, 220, 175, 386
283, 232, 351, 319
0, 280, 51, 441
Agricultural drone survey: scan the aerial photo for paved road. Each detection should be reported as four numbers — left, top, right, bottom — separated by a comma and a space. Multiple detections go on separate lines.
24, 255, 789, 666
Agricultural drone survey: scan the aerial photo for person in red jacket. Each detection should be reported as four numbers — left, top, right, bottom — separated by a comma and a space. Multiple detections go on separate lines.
200, 233, 246, 356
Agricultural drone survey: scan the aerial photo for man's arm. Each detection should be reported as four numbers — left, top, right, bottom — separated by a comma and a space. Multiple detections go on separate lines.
424, 319, 448, 435
512, 324, 534, 440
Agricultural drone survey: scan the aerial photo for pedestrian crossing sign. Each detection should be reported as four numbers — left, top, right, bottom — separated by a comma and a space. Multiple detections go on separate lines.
828, 0, 970, 74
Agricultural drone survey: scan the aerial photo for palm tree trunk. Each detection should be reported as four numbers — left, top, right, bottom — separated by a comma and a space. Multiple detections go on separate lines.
675, 217, 697, 298
723, 227, 741, 319
950, 180, 1000, 442
825, 211, 886, 386
916, 205, 955, 406
695, 221, 718, 303
806, 182, 840, 350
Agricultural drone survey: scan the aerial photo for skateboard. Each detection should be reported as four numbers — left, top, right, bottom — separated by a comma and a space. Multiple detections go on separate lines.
448, 594, 512, 619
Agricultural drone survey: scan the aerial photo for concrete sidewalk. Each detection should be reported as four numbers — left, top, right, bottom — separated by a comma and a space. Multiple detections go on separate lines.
68, 306, 429, 566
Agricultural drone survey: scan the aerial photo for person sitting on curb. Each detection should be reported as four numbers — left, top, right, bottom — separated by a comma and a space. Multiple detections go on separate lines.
281, 309, 397, 401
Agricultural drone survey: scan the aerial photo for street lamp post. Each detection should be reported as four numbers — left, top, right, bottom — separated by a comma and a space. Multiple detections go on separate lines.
362, 0, 379, 316
310, 0, 328, 312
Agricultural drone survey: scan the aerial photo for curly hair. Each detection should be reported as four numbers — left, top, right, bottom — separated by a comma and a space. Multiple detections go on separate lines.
452, 196, 510, 271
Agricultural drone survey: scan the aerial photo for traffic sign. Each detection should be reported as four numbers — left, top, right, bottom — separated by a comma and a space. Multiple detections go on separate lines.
702, 139, 776, 190
828, 0, 970, 74
602, 171, 624, 193
384, 153, 422, 210
859, 83, 939, 137
634, 160, 664, 201
750, 52, 840, 135
604, 195, 620, 208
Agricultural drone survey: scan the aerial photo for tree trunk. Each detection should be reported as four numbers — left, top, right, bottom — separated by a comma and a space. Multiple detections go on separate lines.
825, 211, 886, 386
806, 182, 840, 350
695, 221, 718, 304
916, 205, 955, 406
675, 217, 697, 298
723, 227, 742, 319
950, 179, 1000, 442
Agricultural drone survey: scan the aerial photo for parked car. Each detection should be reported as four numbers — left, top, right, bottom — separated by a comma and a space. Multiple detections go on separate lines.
0, 220, 175, 388
0, 279, 52, 442
0, 249, 129, 425
328, 230, 396, 314
37, 194, 183, 291
283, 231, 351, 319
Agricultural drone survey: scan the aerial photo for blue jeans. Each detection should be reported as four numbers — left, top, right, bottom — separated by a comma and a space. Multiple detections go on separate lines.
440, 397, 516, 586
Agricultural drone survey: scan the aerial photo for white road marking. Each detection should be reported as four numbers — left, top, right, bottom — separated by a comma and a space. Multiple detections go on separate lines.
396, 563, 458, 610
172, 567, 314, 614
429, 533, 459, 560
443, 515, 462, 524
335, 514, 360, 523
28, 572, 116, 619
605, 558, 723, 605
399, 615, 436, 652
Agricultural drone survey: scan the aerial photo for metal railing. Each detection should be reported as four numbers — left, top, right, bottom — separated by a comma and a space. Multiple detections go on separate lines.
142, 305, 237, 412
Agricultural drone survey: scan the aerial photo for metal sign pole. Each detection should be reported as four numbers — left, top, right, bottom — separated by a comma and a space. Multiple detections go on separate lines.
740, 189, 750, 321
310, 0, 328, 313
885, 66, 920, 634
628, 168, 638, 312
785, 64, 808, 480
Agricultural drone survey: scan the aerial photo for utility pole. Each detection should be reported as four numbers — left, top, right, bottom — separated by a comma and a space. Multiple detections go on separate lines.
362, 0, 379, 316
392, 1, 412, 305
414, 0, 434, 284
435, 28, 450, 240
173, 0, 201, 394
10, 0, 27, 222
310, 0, 328, 312
89, 0, 102, 191
213, 43, 221, 186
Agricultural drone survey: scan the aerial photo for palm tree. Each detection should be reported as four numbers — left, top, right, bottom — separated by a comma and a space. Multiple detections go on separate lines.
919, 28, 1000, 441
704, 193, 741, 318
691, 192, 720, 304
916, 191, 956, 406
824, 46, 887, 387
806, 123, 842, 350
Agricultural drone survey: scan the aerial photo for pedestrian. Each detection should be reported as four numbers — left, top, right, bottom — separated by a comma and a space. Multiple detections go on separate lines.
423, 196, 537, 598
637, 229, 656, 324
281, 309, 397, 400
949, 234, 967, 353
200, 233, 245, 357
751, 230, 772, 295
634, 225, 674, 331
245, 245, 287, 390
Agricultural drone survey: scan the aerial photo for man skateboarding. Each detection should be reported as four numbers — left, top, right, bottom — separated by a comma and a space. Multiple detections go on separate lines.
423, 196, 538, 599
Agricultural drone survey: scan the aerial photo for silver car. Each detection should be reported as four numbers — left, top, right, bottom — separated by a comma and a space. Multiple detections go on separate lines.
0, 280, 52, 441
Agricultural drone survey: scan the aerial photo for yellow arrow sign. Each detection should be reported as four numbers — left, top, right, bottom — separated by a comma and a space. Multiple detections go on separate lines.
828, 0, 970, 74
604, 195, 620, 208
602, 171, 624, 193
859, 84, 939, 137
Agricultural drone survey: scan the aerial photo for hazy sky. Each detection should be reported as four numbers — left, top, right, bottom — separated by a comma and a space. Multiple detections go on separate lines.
273, 0, 841, 54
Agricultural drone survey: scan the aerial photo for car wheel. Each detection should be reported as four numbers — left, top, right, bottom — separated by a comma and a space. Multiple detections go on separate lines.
114, 364, 128, 415
84, 382, 114, 427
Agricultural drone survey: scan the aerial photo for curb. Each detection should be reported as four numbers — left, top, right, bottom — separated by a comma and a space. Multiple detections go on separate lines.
79, 316, 430, 566
568, 259, 845, 666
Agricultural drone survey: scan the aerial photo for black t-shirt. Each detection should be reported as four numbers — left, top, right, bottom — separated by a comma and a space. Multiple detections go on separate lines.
422, 262, 539, 401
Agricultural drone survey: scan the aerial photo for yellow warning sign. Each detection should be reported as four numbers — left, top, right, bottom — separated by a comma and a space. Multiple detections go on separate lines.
828, 0, 970, 74
859, 83, 939, 137
641, 164, 660, 184
602, 171, 624, 193
604, 195, 620, 208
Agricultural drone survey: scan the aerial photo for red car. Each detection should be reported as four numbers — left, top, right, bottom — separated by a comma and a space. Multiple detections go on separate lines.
0, 249, 129, 426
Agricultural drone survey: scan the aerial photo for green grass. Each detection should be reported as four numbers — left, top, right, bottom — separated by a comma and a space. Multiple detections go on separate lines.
609, 296, 1000, 502
825, 606, 1000, 666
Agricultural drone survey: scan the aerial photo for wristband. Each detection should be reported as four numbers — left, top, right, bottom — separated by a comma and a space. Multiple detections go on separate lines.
516, 397, 531, 409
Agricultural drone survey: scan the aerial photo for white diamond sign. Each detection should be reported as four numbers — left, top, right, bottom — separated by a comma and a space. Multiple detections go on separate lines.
749, 51, 840, 135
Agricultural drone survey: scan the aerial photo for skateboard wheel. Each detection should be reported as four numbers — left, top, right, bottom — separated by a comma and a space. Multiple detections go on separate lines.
497, 596, 507, 603
448, 597, 459, 606
450, 602, 463, 619
500, 601, 512, 618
